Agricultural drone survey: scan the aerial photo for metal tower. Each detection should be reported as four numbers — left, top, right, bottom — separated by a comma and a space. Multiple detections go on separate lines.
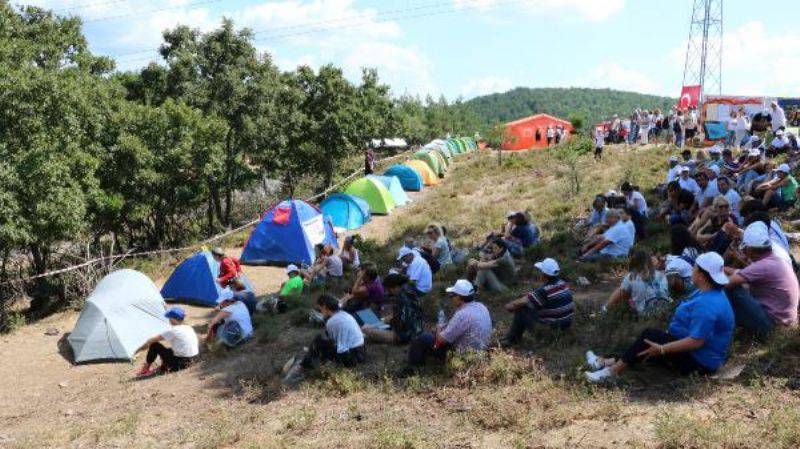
681, 0, 723, 100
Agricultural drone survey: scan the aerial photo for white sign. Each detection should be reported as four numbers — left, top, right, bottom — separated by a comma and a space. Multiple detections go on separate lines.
302, 215, 326, 246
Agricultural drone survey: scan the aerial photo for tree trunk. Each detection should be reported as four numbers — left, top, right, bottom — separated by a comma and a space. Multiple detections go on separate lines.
223, 128, 235, 227
208, 175, 223, 228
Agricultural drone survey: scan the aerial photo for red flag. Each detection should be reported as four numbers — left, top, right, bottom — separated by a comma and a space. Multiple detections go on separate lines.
678, 85, 701, 110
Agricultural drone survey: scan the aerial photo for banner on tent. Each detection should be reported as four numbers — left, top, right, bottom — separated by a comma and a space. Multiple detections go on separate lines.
302, 215, 326, 246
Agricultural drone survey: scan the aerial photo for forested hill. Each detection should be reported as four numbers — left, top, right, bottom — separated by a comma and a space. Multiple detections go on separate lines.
464, 87, 676, 128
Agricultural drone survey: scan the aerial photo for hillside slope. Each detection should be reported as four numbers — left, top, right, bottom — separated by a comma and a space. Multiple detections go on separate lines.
466, 87, 676, 127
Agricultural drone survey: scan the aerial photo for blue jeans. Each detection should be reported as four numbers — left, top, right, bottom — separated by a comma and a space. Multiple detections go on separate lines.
217, 321, 247, 347
581, 252, 617, 263
675, 133, 684, 148
726, 286, 775, 337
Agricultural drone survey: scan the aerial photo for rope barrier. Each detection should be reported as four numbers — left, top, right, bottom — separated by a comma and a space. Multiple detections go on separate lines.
1, 149, 417, 286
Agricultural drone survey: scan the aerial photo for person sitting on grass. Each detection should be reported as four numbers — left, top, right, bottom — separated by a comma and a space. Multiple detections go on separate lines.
758, 164, 798, 210
206, 290, 253, 348
341, 262, 385, 313
668, 188, 697, 226
136, 307, 199, 377
467, 238, 516, 293
693, 170, 720, 210
419, 224, 453, 268
688, 196, 737, 254
621, 182, 648, 240
361, 273, 424, 345
603, 250, 669, 315
724, 222, 799, 338
211, 247, 242, 288
677, 166, 700, 197
716, 176, 741, 224
665, 256, 698, 303
231, 279, 257, 316
504, 211, 539, 257
400, 280, 492, 376
283, 294, 365, 385
396, 247, 433, 298
500, 258, 574, 348
301, 244, 344, 293
339, 236, 361, 271
263, 264, 304, 314
579, 209, 634, 262
585, 252, 735, 383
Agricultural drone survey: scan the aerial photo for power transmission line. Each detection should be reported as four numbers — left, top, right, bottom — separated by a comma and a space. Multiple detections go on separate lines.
83, 0, 226, 23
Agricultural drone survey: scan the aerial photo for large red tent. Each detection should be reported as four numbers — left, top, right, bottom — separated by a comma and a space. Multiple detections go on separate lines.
501, 113, 573, 151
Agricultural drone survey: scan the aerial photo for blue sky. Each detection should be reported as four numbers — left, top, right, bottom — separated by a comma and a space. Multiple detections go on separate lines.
26, 0, 800, 99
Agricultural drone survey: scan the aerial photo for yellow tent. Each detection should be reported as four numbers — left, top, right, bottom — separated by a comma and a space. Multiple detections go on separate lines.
404, 160, 440, 186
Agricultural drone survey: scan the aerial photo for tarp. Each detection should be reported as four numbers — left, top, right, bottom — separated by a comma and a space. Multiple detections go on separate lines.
368, 175, 409, 207
384, 164, 423, 191
345, 177, 396, 215
703, 121, 728, 142
370, 138, 408, 148
68, 270, 168, 363
320, 192, 371, 230
161, 251, 254, 306
404, 160, 440, 186
241, 199, 338, 265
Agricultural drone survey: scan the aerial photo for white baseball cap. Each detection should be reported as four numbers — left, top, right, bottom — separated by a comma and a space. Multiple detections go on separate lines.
695, 252, 729, 285
680, 166, 691, 173
708, 165, 720, 176
665, 255, 693, 279
669, 155, 679, 162
740, 221, 772, 249
446, 279, 475, 297
285, 264, 299, 274
397, 247, 414, 260
748, 148, 761, 157
778, 163, 791, 174
776, 130, 785, 136
534, 258, 560, 277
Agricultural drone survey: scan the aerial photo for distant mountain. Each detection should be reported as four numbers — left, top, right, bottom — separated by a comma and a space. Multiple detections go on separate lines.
464, 87, 676, 130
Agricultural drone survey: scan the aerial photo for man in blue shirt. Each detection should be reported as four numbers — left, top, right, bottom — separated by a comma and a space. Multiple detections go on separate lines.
579, 209, 633, 262
505, 212, 539, 256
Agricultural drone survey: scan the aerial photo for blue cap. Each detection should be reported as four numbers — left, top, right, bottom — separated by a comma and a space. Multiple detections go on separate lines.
165, 307, 186, 321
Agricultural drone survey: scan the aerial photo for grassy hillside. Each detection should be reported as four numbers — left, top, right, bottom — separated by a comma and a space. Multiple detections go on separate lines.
465, 87, 676, 130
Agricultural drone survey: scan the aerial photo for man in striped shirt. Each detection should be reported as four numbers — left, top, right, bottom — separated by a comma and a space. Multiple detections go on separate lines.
500, 258, 575, 348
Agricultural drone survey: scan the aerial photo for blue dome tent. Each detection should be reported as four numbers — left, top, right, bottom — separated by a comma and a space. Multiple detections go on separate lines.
368, 175, 409, 207
384, 164, 423, 191
241, 199, 338, 266
320, 193, 371, 231
160, 250, 254, 306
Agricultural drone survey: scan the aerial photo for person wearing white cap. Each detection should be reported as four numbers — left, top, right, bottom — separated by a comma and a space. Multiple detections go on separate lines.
585, 252, 735, 383
707, 145, 723, 169
500, 258, 574, 347
677, 166, 700, 197
665, 255, 698, 302
724, 222, 799, 337
206, 288, 253, 348
758, 163, 797, 210
666, 156, 681, 183
768, 130, 789, 156
402, 280, 491, 373
397, 246, 432, 296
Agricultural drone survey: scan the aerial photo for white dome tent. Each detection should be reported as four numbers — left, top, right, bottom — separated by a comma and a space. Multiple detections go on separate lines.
68, 269, 169, 363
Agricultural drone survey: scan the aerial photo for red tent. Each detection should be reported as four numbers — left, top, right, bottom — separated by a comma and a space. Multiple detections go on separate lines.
502, 114, 573, 151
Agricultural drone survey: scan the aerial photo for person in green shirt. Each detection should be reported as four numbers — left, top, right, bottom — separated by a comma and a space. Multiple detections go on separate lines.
275, 264, 304, 313
761, 164, 798, 210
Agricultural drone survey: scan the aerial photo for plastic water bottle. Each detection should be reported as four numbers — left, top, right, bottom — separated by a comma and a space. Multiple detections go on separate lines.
437, 309, 446, 329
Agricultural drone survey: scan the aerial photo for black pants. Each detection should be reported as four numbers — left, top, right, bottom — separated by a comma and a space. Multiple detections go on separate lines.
504, 307, 571, 345
621, 328, 711, 376
594, 147, 603, 160
301, 334, 365, 369
407, 332, 452, 367
628, 209, 647, 240
146, 342, 195, 371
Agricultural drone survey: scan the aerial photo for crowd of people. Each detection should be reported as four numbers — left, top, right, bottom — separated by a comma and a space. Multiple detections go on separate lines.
136, 104, 799, 388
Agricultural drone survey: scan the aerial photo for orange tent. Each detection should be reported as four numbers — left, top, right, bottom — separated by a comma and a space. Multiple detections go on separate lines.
404, 160, 439, 186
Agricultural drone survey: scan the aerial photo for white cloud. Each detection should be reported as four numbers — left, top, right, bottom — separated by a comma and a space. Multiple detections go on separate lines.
342, 42, 435, 96
461, 76, 513, 98
580, 63, 663, 95
453, 0, 626, 22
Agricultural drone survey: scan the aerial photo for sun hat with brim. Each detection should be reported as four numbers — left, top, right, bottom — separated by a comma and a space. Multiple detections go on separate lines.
665, 256, 693, 279
216, 288, 235, 305
165, 307, 186, 321
285, 264, 300, 274
695, 252, 729, 285
740, 221, 772, 249
446, 279, 475, 297
397, 247, 414, 260
211, 247, 225, 257
534, 258, 560, 277
778, 163, 791, 174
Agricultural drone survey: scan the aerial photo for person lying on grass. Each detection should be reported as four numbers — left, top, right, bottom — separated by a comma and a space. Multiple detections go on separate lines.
136, 307, 199, 377
282, 294, 365, 385
585, 252, 735, 383
603, 249, 670, 316
500, 258, 574, 348
723, 221, 799, 339
361, 273, 424, 345
206, 290, 253, 348
340, 262, 385, 314
399, 280, 492, 377
578, 209, 634, 262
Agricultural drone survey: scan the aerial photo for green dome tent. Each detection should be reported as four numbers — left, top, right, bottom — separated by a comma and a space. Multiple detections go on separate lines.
414, 151, 444, 177
345, 177, 396, 215
446, 139, 463, 155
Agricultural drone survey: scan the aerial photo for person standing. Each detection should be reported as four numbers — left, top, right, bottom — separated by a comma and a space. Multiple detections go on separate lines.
364, 147, 376, 175
594, 127, 605, 161
771, 101, 787, 134
546, 126, 555, 146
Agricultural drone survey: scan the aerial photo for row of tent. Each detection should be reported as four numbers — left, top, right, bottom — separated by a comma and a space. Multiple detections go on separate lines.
68, 138, 479, 362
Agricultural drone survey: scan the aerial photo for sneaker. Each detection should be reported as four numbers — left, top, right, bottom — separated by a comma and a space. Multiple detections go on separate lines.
585, 350, 604, 370
584, 367, 615, 383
